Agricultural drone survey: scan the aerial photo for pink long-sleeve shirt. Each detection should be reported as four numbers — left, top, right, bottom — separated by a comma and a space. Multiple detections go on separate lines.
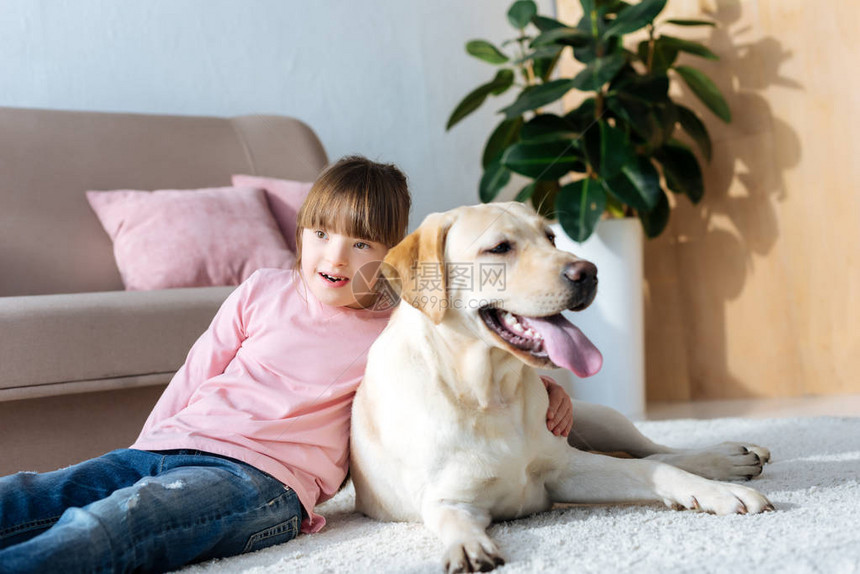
131, 268, 391, 533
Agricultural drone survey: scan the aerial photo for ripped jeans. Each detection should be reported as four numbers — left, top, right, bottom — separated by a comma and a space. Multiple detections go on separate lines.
0, 449, 302, 573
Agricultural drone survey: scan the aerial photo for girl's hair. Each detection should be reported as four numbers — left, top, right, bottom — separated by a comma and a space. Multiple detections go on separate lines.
295, 155, 411, 266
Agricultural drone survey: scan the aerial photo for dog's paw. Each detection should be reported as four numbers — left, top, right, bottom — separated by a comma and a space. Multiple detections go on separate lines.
739, 442, 771, 464
651, 442, 771, 481
443, 536, 505, 573
665, 480, 775, 515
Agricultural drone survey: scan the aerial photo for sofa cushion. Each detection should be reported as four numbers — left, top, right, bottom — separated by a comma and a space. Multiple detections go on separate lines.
0, 108, 328, 298
231, 175, 313, 252
87, 186, 295, 291
0, 287, 235, 393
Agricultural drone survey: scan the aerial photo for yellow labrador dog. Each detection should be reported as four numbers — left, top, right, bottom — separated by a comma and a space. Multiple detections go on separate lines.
351, 202, 772, 573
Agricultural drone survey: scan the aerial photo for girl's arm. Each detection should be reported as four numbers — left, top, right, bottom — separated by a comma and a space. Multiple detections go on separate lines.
138, 273, 257, 435
541, 375, 573, 437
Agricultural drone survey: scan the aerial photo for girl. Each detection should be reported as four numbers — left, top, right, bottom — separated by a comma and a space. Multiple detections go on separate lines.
0, 156, 572, 572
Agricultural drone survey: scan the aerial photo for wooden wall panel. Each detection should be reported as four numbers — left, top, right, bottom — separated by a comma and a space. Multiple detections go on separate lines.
555, 0, 860, 400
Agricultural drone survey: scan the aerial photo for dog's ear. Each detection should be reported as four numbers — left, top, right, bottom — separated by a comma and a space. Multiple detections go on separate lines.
383, 211, 454, 324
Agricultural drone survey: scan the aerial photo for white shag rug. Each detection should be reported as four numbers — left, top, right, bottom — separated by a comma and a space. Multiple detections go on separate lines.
179, 416, 860, 574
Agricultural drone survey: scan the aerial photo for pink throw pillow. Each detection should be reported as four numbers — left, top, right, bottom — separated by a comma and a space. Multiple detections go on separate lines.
231, 175, 313, 252
87, 186, 296, 291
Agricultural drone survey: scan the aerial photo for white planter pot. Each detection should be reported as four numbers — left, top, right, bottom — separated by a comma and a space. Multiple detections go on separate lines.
540, 218, 645, 419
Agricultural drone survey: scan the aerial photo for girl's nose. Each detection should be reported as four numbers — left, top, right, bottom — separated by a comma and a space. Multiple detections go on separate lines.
325, 238, 351, 266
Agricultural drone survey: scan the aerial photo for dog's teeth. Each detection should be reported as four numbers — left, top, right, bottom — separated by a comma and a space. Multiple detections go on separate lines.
498, 311, 546, 340
507, 320, 523, 332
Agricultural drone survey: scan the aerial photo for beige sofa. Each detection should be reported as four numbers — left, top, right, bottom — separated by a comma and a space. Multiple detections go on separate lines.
0, 106, 327, 474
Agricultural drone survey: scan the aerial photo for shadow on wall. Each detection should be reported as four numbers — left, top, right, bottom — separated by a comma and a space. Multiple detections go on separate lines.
645, 0, 802, 401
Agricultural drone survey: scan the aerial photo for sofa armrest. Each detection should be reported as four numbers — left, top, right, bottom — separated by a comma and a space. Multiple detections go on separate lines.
0, 287, 235, 398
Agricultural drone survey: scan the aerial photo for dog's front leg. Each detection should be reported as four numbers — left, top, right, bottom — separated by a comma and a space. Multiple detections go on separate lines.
567, 401, 770, 481
422, 499, 505, 573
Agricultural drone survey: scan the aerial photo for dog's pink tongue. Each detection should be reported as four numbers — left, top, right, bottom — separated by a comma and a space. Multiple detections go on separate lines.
523, 314, 603, 377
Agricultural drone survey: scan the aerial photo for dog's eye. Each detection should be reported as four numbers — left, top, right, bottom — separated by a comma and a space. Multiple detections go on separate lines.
546, 231, 556, 246
486, 241, 512, 255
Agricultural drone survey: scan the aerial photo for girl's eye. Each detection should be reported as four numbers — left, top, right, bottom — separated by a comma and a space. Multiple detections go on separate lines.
355, 242, 370, 250
314, 230, 327, 239
486, 241, 512, 255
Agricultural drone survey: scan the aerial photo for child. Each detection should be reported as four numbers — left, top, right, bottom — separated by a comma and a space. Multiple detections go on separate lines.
0, 156, 573, 572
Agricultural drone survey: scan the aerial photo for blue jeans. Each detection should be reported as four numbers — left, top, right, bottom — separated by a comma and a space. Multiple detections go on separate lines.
0, 449, 302, 573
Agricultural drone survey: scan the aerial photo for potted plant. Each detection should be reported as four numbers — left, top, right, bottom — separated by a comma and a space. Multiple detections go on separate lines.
446, 0, 730, 416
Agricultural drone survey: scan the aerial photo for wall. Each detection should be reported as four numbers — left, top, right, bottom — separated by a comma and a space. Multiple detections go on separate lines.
4, 1, 856, 402
0, 0, 553, 231
556, 0, 859, 400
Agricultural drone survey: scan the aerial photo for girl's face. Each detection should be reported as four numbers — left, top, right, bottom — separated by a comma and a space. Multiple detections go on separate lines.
300, 227, 389, 309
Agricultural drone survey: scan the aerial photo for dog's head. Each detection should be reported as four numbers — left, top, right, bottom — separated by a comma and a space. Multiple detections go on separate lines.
383, 202, 602, 377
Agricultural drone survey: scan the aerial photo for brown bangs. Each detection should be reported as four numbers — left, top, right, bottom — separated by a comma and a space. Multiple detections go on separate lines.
298, 184, 394, 246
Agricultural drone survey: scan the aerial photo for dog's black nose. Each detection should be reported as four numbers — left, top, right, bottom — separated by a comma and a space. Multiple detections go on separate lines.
563, 260, 597, 286
563, 260, 598, 311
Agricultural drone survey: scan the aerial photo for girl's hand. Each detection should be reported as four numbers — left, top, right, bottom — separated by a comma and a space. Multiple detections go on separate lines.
541, 375, 573, 437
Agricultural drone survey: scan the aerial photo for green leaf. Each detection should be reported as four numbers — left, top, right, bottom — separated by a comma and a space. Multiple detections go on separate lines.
490, 71, 516, 96
606, 92, 660, 146
610, 69, 669, 102
483, 117, 524, 168
500, 79, 576, 119
602, 1, 635, 15
572, 4, 625, 64
447, 88, 489, 131
501, 140, 584, 180
659, 35, 718, 60
466, 40, 510, 65
531, 27, 591, 48
637, 38, 679, 73
533, 50, 562, 82
654, 141, 704, 203
674, 65, 731, 123
508, 0, 538, 29
664, 18, 716, 27
557, 178, 607, 242
675, 104, 712, 162
511, 45, 564, 65
564, 98, 597, 132
532, 15, 566, 32
583, 120, 634, 178
446, 69, 515, 130
571, 52, 627, 91
652, 101, 679, 147
479, 158, 512, 203
638, 188, 670, 238
579, 0, 596, 16
515, 181, 537, 202
573, 4, 601, 63
520, 114, 579, 143
604, 0, 667, 37
601, 155, 662, 211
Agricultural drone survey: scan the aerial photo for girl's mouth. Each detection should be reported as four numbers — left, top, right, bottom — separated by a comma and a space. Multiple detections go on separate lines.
319, 271, 350, 287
